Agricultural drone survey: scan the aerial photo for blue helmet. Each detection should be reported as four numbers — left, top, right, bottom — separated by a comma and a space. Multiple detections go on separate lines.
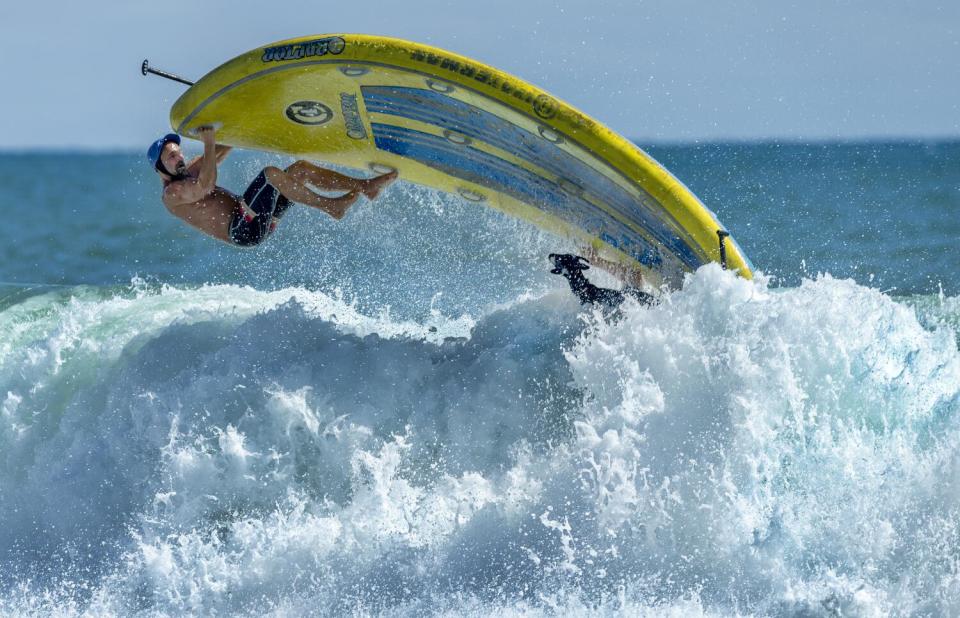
147, 133, 181, 172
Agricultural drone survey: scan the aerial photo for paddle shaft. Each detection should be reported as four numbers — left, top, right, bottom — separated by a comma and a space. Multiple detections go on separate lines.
141, 60, 194, 86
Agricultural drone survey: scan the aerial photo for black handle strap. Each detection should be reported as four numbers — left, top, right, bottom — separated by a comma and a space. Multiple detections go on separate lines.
717, 230, 730, 270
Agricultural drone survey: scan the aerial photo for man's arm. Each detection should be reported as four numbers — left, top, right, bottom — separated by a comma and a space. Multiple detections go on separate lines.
163, 127, 219, 206
185, 144, 232, 173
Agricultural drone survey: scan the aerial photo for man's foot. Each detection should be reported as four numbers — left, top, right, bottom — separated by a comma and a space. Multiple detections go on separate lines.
361, 170, 398, 200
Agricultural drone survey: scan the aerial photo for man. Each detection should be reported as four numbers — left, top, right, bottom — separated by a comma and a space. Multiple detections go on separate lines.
147, 127, 397, 246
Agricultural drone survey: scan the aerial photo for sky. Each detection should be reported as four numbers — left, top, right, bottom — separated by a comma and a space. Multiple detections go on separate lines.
1, 0, 957, 150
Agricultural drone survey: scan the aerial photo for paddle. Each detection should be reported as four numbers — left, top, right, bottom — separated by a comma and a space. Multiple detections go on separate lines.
140, 60, 194, 87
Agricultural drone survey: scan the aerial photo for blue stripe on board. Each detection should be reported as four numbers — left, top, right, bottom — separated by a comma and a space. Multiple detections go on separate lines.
361, 85, 703, 268
370, 122, 685, 269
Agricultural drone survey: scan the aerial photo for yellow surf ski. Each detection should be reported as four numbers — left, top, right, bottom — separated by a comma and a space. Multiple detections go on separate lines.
169, 34, 753, 288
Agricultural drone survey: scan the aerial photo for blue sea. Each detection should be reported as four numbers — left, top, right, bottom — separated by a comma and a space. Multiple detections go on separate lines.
1, 141, 959, 616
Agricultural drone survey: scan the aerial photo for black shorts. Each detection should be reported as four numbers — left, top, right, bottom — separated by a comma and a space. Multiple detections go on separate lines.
229, 170, 293, 246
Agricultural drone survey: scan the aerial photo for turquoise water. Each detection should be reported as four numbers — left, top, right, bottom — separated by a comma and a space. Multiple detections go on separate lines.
2, 142, 960, 616
654, 141, 960, 294
4, 142, 959, 296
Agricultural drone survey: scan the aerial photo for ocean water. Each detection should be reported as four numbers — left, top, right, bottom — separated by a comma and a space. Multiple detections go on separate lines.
1, 141, 959, 616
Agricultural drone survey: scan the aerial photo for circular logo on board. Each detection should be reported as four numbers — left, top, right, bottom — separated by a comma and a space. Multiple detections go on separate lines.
285, 101, 334, 125
328, 37, 346, 55
533, 94, 557, 119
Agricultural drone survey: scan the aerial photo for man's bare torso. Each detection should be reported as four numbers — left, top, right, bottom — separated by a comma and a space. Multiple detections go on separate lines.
162, 172, 241, 244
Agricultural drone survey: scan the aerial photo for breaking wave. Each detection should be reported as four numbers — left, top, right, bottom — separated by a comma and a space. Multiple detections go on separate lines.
2, 265, 960, 616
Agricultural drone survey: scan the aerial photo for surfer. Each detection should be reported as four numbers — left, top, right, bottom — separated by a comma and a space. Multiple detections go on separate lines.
549, 250, 654, 310
147, 127, 397, 246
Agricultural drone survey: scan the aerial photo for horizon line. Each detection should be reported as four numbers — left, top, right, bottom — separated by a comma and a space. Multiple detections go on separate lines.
2, 135, 959, 155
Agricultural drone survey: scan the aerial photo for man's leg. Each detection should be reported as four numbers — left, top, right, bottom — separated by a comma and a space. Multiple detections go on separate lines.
263, 166, 359, 220
285, 160, 397, 200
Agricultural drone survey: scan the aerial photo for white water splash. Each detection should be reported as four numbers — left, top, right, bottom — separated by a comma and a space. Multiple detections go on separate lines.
2, 266, 960, 615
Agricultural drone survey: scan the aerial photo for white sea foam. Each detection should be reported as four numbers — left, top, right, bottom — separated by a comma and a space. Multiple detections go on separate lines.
2, 266, 960, 615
